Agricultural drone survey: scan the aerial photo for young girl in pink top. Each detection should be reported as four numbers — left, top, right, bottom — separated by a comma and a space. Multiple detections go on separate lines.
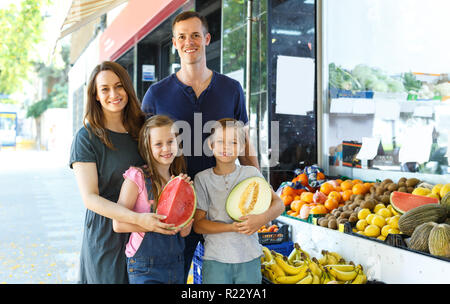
113, 115, 193, 284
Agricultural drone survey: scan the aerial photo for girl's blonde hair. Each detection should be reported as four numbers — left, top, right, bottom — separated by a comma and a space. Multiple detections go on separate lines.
138, 115, 186, 207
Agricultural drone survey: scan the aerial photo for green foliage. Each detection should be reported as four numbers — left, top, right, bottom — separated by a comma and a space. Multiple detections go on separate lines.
26, 44, 69, 118
0, 0, 50, 95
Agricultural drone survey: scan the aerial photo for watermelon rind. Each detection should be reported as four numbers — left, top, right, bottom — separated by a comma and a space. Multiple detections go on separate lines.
390, 191, 439, 215
156, 176, 197, 230
226, 176, 272, 222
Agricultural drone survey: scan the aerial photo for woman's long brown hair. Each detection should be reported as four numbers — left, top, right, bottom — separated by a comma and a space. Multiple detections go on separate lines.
138, 115, 186, 208
84, 61, 145, 149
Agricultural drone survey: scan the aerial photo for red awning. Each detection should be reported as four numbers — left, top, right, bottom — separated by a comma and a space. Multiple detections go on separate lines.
99, 0, 187, 62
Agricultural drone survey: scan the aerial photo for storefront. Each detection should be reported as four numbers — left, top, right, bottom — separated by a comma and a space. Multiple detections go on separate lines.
67, 0, 450, 283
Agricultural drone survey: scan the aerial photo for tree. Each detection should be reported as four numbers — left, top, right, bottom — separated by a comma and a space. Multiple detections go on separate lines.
26, 44, 69, 150
0, 0, 49, 96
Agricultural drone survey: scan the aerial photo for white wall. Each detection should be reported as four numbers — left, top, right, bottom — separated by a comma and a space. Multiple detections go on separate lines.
325, 0, 450, 74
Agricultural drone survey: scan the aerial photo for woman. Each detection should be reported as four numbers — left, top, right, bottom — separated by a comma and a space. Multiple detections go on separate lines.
69, 61, 173, 283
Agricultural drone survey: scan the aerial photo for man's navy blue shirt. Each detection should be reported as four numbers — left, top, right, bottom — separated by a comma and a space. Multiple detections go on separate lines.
141, 71, 249, 178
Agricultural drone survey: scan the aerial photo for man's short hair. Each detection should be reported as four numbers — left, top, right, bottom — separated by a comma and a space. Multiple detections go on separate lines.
172, 11, 209, 34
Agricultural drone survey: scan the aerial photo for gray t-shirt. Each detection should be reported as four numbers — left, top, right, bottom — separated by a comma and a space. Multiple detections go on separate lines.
194, 165, 264, 264
69, 126, 144, 283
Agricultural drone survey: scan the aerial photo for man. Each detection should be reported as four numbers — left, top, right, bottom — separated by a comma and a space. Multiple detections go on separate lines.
141, 11, 259, 283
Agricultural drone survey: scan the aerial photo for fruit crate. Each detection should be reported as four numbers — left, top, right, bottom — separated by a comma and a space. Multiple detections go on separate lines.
329, 87, 374, 99
387, 233, 450, 263
192, 242, 204, 284
258, 219, 291, 245
265, 241, 294, 257
282, 211, 325, 224
343, 222, 399, 246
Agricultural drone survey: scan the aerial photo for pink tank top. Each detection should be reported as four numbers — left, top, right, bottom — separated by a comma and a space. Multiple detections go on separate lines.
122, 167, 154, 257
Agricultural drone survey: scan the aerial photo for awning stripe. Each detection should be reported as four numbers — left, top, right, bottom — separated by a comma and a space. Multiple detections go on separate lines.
59, 0, 128, 39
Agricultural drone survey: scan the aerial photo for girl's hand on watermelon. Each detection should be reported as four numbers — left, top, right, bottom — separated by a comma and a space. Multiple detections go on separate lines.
174, 173, 193, 185
138, 213, 179, 235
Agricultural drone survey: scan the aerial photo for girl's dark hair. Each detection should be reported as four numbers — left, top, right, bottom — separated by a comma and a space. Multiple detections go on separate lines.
138, 115, 186, 207
84, 61, 145, 149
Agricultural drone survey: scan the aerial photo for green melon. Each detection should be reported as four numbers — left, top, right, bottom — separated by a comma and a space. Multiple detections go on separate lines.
226, 177, 272, 221
156, 176, 196, 229
440, 192, 450, 216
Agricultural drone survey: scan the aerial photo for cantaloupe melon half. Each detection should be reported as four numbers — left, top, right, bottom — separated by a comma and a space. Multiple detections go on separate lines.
226, 177, 272, 221
156, 176, 196, 229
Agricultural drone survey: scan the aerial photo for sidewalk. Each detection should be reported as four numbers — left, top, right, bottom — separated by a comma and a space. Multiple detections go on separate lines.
0, 150, 84, 284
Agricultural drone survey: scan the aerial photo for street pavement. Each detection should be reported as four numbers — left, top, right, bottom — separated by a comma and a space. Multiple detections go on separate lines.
0, 150, 85, 284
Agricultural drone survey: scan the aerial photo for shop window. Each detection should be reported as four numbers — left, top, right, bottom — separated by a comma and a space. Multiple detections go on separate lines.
322, 0, 450, 181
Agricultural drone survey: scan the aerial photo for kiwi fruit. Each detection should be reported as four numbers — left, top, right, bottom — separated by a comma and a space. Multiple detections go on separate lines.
328, 219, 338, 229
388, 183, 399, 191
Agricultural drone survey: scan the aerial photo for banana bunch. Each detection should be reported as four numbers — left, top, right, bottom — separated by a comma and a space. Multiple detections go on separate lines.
322, 264, 367, 284
317, 250, 345, 266
261, 244, 368, 284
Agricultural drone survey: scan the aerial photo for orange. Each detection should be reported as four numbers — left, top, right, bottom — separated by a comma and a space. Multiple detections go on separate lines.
324, 198, 339, 211
320, 183, 335, 196
363, 182, 373, 192
352, 179, 363, 185
294, 195, 301, 201
295, 188, 306, 196
283, 186, 296, 197
352, 183, 367, 195
316, 172, 325, 180
300, 192, 314, 204
282, 195, 294, 206
310, 205, 328, 215
298, 173, 308, 186
290, 211, 299, 217
328, 191, 342, 203
335, 179, 343, 185
334, 186, 342, 192
341, 180, 353, 191
342, 189, 353, 202
290, 200, 306, 212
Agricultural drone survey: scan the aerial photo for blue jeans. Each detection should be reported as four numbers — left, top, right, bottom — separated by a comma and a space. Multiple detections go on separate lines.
127, 255, 184, 284
202, 257, 262, 284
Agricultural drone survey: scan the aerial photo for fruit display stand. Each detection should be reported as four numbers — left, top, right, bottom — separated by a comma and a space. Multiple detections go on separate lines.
277, 215, 450, 283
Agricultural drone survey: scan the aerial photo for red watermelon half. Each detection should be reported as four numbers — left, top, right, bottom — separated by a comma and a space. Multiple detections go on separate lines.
390, 191, 439, 214
156, 176, 196, 229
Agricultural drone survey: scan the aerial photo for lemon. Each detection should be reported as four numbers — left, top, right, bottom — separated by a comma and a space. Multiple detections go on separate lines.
389, 215, 400, 229
356, 219, 368, 231
373, 203, 386, 214
387, 204, 394, 213
366, 214, 375, 225
372, 215, 386, 228
357, 208, 371, 220
432, 184, 443, 197
366, 213, 376, 225
381, 225, 392, 237
388, 228, 400, 234
427, 193, 440, 200
377, 208, 392, 218
440, 184, 450, 198
412, 187, 431, 196
364, 224, 380, 237
357, 231, 365, 236
377, 235, 386, 241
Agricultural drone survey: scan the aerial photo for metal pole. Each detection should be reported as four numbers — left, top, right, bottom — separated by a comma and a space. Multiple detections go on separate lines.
246, 0, 253, 116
